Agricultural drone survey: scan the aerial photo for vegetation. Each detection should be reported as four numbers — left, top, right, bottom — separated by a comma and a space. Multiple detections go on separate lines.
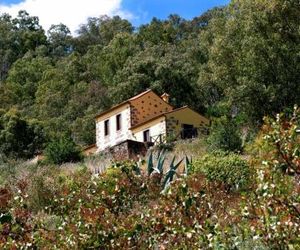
193, 151, 251, 191
44, 134, 82, 164
207, 116, 243, 152
0, 0, 299, 159
0, 109, 45, 159
0, 0, 299, 248
0, 108, 299, 248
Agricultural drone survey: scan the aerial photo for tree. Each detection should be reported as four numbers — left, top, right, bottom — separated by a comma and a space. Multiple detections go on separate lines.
112, 43, 206, 112
13, 10, 47, 56
199, 0, 300, 124
207, 116, 242, 152
83, 33, 138, 85
5, 55, 53, 108
74, 15, 133, 54
0, 11, 47, 81
0, 109, 45, 159
47, 23, 72, 57
44, 134, 82, 164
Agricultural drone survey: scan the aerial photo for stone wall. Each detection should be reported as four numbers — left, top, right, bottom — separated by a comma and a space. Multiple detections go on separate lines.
107, 140, 153, 161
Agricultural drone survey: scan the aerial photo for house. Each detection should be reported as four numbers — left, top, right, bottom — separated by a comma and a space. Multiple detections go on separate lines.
89, 89, 209, 158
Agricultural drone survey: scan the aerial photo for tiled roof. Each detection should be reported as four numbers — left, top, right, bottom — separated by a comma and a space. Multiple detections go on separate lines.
129, 106, 189, 130
95, 89, 171, 120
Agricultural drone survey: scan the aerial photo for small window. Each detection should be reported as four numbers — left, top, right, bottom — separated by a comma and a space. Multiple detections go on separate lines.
116, 114, 122, 131
143, 129, 150, 142
104, 119, 110, 136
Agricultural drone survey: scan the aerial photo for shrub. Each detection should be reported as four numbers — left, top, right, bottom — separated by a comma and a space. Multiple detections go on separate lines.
193, 151, 251, 190
44, 135, 82, 164
207, 116, 242, 152
243, 105, 300, 247
0, 109, 46, 159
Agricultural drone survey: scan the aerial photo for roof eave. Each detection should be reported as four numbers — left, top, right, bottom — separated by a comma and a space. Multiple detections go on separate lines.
95, 101, 130, 120
129, 114, 166, 130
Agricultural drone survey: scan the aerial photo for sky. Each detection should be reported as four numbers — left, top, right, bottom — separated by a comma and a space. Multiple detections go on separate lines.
0, 0, 230, 34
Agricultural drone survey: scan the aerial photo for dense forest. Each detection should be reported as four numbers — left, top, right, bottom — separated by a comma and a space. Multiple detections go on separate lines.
0, 0, 299, 248
0, 0, 299, 160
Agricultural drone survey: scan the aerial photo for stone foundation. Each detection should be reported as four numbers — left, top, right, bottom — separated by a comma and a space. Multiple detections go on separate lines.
106, 140, 153, 161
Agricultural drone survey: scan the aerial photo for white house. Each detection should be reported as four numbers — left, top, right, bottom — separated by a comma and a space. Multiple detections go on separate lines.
87, 89, 209, 155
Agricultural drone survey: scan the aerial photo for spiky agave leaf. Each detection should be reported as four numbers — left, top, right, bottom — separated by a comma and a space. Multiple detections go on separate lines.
156, 151, 166, 174
162, 169, 176, 189
173, 158, 183, 170
156, 149, 165, 160
162, 158, 183, 189
162, 156, 176, 187
184, 156, 192, 176
147, 151, 154, 176
134, 162, 141, 176
169, 156, 176, 169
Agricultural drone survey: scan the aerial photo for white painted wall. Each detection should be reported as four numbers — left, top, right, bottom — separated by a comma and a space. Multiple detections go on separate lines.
96, 105, 133, 151
133, 118, 166, 144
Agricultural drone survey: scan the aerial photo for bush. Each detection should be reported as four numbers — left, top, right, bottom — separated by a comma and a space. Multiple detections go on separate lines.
193, 151, 251, 190
0, 109, 46, 159
243, 106, 300, 247
207, 116, 242, 152
44, 135, 82, 164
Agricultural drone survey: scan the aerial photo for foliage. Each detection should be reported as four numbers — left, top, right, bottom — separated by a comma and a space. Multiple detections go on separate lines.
0, 107, 299, 248
0, 109, 45, 159
44, 134, 82, 164
207, 116, 243, 152
262, 105, 300, 175
240, 105, 300, 247
193, 151, 251, 191
199, 0, 300, 123
0, 162, 242, 249
146, 150, 185, 190
0, 0, 299, 149
0, 1, 299, 246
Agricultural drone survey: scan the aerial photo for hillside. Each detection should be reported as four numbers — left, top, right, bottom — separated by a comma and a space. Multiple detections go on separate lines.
0, 110, 299, 248
0, 0, 300, 248
0, 0, 299, 160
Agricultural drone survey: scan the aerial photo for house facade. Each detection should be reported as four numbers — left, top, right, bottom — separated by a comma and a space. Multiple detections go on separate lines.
93, 89, 209, 153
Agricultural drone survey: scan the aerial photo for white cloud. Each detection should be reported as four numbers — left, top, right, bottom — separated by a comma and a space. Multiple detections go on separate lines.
0, 0, 133, 34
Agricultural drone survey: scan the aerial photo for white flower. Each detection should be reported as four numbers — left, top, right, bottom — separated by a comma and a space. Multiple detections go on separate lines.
186, 232, 192, 239
207, 233, 213, 239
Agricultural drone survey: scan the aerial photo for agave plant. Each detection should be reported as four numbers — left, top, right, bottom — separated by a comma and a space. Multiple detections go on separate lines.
162, 156, 183, 189
184, 156, 193, 177
147, 150, 193, 190
147, 151, 154, 176
147, 149, 166, 176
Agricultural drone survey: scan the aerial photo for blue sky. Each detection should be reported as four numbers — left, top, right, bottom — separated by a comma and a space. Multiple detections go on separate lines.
0, 0, 230, 33
122, 0, 229, 26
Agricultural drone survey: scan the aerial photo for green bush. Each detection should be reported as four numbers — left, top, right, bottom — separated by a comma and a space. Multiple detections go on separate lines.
207, 116, 242, 152
44, 135, 82, 164
0, 109, 46, 159
193, 151, 251, 190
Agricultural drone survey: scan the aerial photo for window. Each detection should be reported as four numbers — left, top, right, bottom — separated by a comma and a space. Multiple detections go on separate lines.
104, 119, 110, 136
181, 124, 197, 139
116, 114, 122, 131
143, 129, 150, 142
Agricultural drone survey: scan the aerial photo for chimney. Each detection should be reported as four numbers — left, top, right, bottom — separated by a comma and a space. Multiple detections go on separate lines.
161, 93, 170, 103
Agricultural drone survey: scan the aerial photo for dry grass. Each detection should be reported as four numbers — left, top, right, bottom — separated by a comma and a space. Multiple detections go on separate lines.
173, 137, 208, 159
138, 137, 208, 175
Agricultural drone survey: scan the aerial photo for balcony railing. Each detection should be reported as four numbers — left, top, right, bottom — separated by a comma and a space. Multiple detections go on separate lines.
150, 133, 166, 144
148, 127, 208, 145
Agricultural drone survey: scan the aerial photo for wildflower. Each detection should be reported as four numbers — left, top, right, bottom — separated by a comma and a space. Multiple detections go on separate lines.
186, 232, 192, 239
253, 235, 260, 240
